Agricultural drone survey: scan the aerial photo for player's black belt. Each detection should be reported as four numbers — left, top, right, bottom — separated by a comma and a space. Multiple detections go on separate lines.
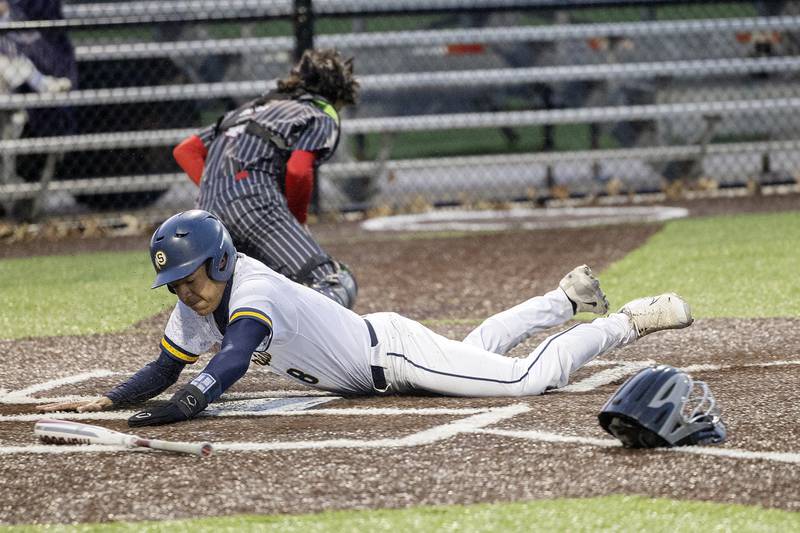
365, 318, 378, 347
364, 319, 388, 391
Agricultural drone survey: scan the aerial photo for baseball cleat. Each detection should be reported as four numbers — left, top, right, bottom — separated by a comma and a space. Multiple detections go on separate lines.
619, 293, 694, 338
559, 264, 609, 315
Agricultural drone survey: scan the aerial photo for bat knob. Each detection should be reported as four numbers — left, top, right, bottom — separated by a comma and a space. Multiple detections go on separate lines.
199, 443, 214, 457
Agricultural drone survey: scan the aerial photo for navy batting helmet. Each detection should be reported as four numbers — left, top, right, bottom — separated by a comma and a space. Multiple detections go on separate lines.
598, 365, 726, 448
149, 210, 237, 289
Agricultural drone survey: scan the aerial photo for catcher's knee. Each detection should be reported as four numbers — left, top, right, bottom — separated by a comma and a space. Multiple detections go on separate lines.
311, 261, 358, 309
292, 254, 358, 309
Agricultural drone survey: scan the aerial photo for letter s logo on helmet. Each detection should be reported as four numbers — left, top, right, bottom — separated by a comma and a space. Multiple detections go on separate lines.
149, 210, 237, 289
154, 251, 168, 269
598, 365, 727, 448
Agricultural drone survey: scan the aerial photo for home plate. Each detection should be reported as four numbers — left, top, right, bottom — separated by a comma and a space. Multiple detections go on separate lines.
202, 396, 340, 416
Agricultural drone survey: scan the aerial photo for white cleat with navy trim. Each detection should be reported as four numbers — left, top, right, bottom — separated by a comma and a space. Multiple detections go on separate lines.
559, 264, 609, 315
619, 293, 694, 338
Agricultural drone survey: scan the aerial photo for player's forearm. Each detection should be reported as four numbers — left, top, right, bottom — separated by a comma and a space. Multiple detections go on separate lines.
285, 150, 316, 224
189, 354, 249, 405
173, 135, 208, 185
189, 318, 271, 403
126, 318, 271, 427
105, 351, 185, 405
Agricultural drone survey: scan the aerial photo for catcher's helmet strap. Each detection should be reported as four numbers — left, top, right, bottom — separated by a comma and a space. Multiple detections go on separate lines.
311, 98, 339, 124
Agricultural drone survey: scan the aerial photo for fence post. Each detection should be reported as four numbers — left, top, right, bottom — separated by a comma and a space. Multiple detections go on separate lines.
293, 0, 314, 61
293, 0, 320, 215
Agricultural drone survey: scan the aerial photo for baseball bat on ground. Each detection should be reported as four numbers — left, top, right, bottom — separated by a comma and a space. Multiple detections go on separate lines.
34, 419, 214, 457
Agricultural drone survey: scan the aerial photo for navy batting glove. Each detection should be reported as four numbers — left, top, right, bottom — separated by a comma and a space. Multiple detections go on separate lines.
128, 384, 208, 427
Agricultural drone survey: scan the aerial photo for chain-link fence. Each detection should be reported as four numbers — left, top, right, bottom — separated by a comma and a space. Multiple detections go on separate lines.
0, 0, 798, 222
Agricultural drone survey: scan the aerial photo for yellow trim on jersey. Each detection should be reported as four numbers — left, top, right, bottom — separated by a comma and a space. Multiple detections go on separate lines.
229, 310, 273, 328
160, 337, 199, 364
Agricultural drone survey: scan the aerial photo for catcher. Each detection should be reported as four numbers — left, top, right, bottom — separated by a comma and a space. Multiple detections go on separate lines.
40, 210, 694, 426
172, 48, 359, 309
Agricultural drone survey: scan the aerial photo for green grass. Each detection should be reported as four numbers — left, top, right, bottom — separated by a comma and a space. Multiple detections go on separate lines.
0, 251, 174, 340
3, 211, 798, 339
600, 211, 800, 318
563, 3, 757, 24
356, 124, 619, 160
655, 2, 757, 20
3, 495, 798, 532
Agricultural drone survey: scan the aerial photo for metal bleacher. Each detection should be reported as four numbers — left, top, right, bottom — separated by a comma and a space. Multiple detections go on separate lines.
1, 0, 799, 217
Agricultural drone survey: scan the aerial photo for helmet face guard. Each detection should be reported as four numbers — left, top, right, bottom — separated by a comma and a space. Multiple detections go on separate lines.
598, 365, 727, 448
150, 210, 237, 289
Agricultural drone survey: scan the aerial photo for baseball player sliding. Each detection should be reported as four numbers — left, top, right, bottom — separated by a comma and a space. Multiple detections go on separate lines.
40, 210, 694, 425
172, 48, 359, 309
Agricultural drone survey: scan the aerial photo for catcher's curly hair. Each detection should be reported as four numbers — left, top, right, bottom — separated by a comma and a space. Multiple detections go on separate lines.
277, 48, 359, 106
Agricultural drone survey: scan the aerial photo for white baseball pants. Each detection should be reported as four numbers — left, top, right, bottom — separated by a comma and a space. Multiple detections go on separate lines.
365, 288, 637, 397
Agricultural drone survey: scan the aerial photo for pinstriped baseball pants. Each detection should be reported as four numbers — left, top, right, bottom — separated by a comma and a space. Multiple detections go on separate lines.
200, 177, 336, 284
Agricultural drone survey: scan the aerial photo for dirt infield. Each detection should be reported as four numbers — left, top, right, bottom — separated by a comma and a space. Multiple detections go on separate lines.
1, 195, 799, 525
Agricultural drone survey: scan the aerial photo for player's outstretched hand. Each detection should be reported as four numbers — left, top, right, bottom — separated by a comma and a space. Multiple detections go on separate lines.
38, 397, 114, 413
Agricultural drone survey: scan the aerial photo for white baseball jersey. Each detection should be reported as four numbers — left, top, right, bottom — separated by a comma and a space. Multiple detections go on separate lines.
161, 254, 639, 398
160, 254, 375, 394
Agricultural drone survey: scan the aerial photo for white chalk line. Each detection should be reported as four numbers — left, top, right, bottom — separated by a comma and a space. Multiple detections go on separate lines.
559, 361, 655, 393
472, 428, 800, 465
560, 359, 800, 393
553, 358, 800, 393
1, 370, 117, 401
0, 361, 625, 406
3, 358, 797, 409
3, 359, 798, 453
0, 404, 530, 455
0, 360, 680, 407
0, 389, 335, 405
7, 357, 795, 404
682, 360, 800, 373
0, 404, 492, 423
0, 365, 282, 401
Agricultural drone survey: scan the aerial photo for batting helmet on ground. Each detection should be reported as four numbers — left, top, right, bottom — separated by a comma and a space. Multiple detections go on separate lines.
598, 365, 727, 448
150, 210, 237, 289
